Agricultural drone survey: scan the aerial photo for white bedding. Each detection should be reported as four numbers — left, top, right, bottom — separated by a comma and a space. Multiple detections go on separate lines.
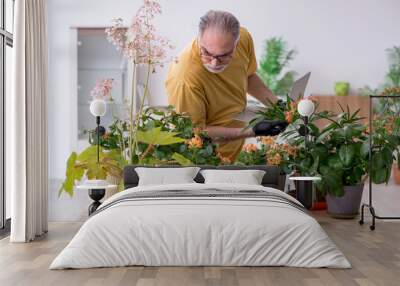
50, 183, 351, 269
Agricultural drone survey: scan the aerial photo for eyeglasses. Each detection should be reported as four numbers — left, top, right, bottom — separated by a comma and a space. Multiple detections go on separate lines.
198, 42, 235, 64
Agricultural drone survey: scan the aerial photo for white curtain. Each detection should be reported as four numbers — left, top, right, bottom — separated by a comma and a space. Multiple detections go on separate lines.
10, 0, 48, 242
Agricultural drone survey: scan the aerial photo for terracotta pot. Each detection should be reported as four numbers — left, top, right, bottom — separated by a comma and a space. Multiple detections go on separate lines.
393, 164, 400, 185
326, 184, 364, 219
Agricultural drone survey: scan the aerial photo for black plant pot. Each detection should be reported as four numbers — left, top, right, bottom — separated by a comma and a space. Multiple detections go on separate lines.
326, 184, 364, 219
88, 188, 106, 215
295, 180, 313, 210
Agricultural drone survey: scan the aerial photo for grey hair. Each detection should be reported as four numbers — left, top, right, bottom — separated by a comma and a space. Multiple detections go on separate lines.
199, 10, 240, 41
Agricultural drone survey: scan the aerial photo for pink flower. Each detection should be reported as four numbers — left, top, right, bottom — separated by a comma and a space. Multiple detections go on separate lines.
105, 0, 175, 71
90, 79, 114, 100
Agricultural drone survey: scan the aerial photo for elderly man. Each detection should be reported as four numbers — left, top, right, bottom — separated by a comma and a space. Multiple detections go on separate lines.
165, 10, 287, 162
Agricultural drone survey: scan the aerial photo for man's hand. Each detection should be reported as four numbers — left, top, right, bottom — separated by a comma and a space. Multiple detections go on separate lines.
252, 120, 288, 136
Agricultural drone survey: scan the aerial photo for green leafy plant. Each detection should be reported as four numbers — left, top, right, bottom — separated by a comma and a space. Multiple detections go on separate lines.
316, 107, 369, 196
134, 106, 222, 166
234, 137, 298, 173
86, 119, 129, 161
386, 47, 400, 87
359, 46, 400, 95
257, 37, 297, 96
280, 105, 369, 197
365, 118, 399, 184
365, 92, 400, 184
59, 146, 125, 197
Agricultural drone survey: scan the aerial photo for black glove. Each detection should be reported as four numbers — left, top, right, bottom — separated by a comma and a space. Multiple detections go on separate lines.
252, 120, 288, 136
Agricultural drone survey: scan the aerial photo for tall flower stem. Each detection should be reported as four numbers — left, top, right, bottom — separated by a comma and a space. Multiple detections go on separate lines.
129, 61, 138, 163
132, 61, 152, 159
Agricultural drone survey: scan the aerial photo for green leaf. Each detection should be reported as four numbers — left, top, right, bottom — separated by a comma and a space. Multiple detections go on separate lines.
59, 152, 79, 197
86, 163, 107, 179
381, 146, 394, 164
372, 166, 390, 184
136, 127, 186, 145
77, 145, 103, 161
339, 144, 355, 166
361, 139, 370, 158
172, 153, 193, 166
327, 154, 343, 170
319, 167, 343, 197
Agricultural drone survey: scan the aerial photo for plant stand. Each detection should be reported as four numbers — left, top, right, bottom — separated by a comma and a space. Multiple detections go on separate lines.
289, 176, 321, 209
359, 95, 400, 230
77, 184, 117, 216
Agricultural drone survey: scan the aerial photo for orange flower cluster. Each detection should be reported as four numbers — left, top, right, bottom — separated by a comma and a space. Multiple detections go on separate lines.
282, 143, 297, 156
217, 152, 231, 164
266, 153, 282, 166
186, 134, 203, 149
243, 143, 258, 153
284, 100, 299, 123
263, 139, 298, 166
366, 117, 396, 134
285, 111, 294, 123
259, 136, 276, 146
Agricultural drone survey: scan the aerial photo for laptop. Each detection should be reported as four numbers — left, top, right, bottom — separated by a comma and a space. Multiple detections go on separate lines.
234, 72, 311, 122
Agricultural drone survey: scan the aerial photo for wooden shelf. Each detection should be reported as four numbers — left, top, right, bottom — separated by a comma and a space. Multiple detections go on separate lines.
311, 95, 369, 128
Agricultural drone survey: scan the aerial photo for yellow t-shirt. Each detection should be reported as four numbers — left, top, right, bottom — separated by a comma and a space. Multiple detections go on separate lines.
165, 27, 257, 162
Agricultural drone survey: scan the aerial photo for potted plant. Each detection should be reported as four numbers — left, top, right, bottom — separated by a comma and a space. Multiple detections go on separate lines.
359, 46, 400, 96
247, 96, 331, 207
279, 104, 368, 217
334, 81, 350, 96
315, 106, 369, 218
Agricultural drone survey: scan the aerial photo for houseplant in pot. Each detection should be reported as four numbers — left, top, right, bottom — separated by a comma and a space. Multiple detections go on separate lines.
316, 106, 369, 218
334, 81, 350, 96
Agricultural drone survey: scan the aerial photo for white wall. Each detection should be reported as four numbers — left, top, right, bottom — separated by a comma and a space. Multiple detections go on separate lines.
48, 0, 400, 181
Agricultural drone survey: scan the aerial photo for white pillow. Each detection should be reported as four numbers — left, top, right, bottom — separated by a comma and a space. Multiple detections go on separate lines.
200, 169, 266, 185
135, 167, 200, 186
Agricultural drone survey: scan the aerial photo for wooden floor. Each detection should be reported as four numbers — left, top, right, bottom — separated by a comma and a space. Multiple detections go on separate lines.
0, 212, 399, 286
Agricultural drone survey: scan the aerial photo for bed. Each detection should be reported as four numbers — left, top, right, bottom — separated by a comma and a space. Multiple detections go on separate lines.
50, 165, 351, 269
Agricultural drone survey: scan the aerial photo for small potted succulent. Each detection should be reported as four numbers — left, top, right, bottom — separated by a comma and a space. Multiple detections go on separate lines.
334, 81, 350, 96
